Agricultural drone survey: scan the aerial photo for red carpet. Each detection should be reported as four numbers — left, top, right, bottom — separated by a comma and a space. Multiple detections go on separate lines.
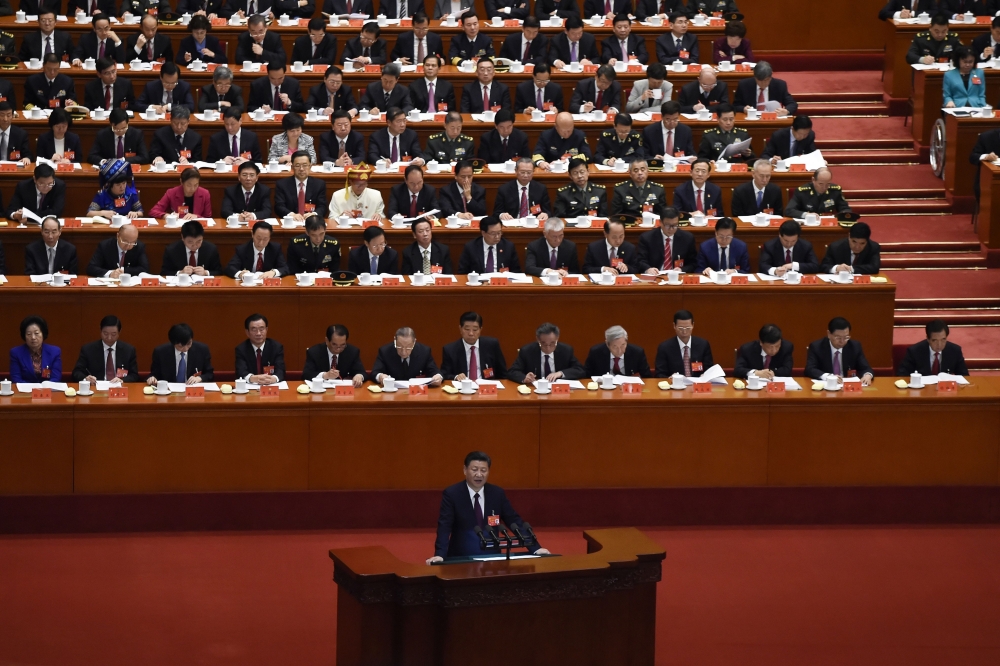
812, 117, 912, 141
781, 71, 883, 94
889, 268, 1000, 301
2, 527, 999, 665
833, 165, 943, 192
864, 215, 979, 244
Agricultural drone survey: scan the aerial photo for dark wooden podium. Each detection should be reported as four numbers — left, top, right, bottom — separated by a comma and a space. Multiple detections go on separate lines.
329, 528, 666, 666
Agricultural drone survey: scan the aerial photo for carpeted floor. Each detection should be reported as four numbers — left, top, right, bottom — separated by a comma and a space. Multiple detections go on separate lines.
833, 165, 944, 192
781, 71, 883, 94
812, 117, 913, 142
889, 268, 1000, 301
864, 215, 979, 244
2, 527, 999, 665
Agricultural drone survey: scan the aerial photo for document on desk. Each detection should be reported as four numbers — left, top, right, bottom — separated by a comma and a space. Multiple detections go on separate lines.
767, 376, 803, 390
783, 149, 827, 171
718, 137, 753, 160
16, 382, 69, 393
912, 373, 970, 386
689, 364, 728, 385
248, 381, 290, 390
534, 379, 586, 389
449, 379, 505, 389
479, 272, 533, 284
589, 375, 644, 384
394, 377, 434, 388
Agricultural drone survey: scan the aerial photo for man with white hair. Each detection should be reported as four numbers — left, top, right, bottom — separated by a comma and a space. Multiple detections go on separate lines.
584, 325, 652, 377
525, 217, 580, 277
371, 326, 443, 386
732, 61, 797, 117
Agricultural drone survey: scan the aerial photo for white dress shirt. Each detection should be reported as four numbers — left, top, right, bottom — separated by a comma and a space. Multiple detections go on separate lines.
539, 351, 555, 376
463, 339, 481, 377
243, 342, 266, 380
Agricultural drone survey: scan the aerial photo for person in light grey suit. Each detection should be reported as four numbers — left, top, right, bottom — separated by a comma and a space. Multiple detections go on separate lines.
267, 112, 317, 164
434, 0, 473, 18
625, 63, 672, 114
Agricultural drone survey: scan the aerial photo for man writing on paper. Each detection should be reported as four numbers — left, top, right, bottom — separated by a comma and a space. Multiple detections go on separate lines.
733, 324, 794, 380
235, 313, 286, 385
654, 310, 714, 377
4, 164, 65, 222
758, 220, 819, 275
146, 323, 215, 385
303, 324, 367, 387
372, 326, 443, 386
897, 319, 969, 376
820, 221, 881, 275
785, 167, 852, 220
805, 317, 874, 386
507, 322, 586, 384
71, 315, 141, 385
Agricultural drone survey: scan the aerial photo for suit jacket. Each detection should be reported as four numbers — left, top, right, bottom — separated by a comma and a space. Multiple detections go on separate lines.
456, 237, 521, 273
323, 0, 374, 14
524, 237, 579, 276
636, 228, 697, 272
177, 0, 229, 13
24, 239, 78, 275
897, 340, 969, 376
514, 80, 564, 113
584, 0, 633, 16
547, 33, 599, 66
149, 126, 203, 163
176, 35, 228, 65
71, 340, 140, 383
150, 185, 213, 218
440, 337, 507, 380
485, 0, 529, 18
125, 33, 174, 63
379, 0, 422, 17
433, 481, 534, 558
161, 239, 223, 275
18, 30, 73, 62
198, 83, 246, 114
625, 78, 674, 114
234, 31, 286, 64
23, 73, 76, 110
672, 181, 724, 215
359, 81, 413, 112
399, 239, 453, 275
758, 237, 819, 274
805, 338, 873, 380
235, 338, 286, 380
275, 0, 315, 16
5, 176, 65, 219
408, 77, 456, 113
569, 77, 622, 112
302, 342, 367, 381
641, 121, 695, 157
584, 342, 652, 378
273, 176, 328, 219
733, 77, 798, 115
339, 36, 388, 65
460, 80, 512, 114
448, 33, 495, 64
493, 180, 552, 217
600, 34, 649, 65
477, 127, 531, 162
498, 32, 548, 65
72, 32, 127, 64
635, 0, 687, 19
225, 240, 289, 277
733, 339, 794, 379
0, 125, 32, 161
535, 0, 579, 18
247, 75, 306, 112
88, 127, 149, 165
438, 180, 488, 217
390, 31, 444, 62
696, 237, 751, 273
367, 127, 422, 163
9, 343, 62, 383
347, 245, 399, 274
371, 341, 439, 381
86, 236, 150, 276
730, 181, 784, 217
292, 34, 338, 66
507, 341, 586, 383
970, 31, 999, 62
66, 0, 117, 15
386, 183, 437, 218
221, 183, 273, 218
0, 79, 15, 108
84, 77, 137, 112
582, 239, 640, 274
36, 130, 83, 162
761, 127, 816, 160
677, 79, 729, 114
307, 82, 358, 114
654, 336, 713, 377
317, 129, 366, 164
655, 32, 698, 64
820, 238, 881, 275
206, 128, 262, 163
943, 67, 987, 107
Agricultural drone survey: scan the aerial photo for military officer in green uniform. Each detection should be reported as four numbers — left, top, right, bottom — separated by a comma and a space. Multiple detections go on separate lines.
906, 14, 962, 65
610, 158, 668, 217
697, 102, 755, 163
0, 31, 15, 57
422, 111, 475, 163
785, 167, 853, 219
554, 157, 609, 218
533, 111, 593, 168
594, 112, 645, 165
288, 217, 341, 273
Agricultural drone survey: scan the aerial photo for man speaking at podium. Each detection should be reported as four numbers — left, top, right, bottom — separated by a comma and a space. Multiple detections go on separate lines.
426, 451, 551, 564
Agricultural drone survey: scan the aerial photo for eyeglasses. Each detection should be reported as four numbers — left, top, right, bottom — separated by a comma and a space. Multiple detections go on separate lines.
36, 180, 55, 189
483, 230, 502, 239
369, 242, 387, 250
394, 343, 415, 351
831, 334, 851, 342
118, 239, 137, 248
675, 326, 693, 332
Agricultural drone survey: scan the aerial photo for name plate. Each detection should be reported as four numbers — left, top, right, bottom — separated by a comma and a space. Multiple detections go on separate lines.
614, 275, 631, 285
202, 277, 222, 286
314, 277, 333, 286
263, 277, 282, 286
63, 218, 82, 228
140, 277, 159, 286
478, 383, 497, 395
132, 218, 148, 228
853, 275, 871, 284
692, 382, 712, 394
69, 277, 88, 286
583, 64, 598, 73
766, 381, 785, 394
130, 163, 141, 173
362, 219, 380, 227
682, 274, 700, 285
490, 276, 509, 286
801, 275, 818, 284
730, 275, 749, 285
109, 386, 128, 399
729, 163, 748, 172
31, 387, 52, 400
434, 276, 452, 286
185, 385, 205, 398
0, 164, 16, 172
382, 277, 401, 286
260, 384, 280, 397
843, 381, 863, 393
937, 380, 958, 392
551, 383, 571, 394
676, 164, 691, 173
789, 163, 806, 172
363, 64, 381, 73
621, 382, 642, 394
56, 163, 74, 172
409, 384, 428, 395
562, 275, 580, 285
761, 112, 778, 120
335, 385, 355, 397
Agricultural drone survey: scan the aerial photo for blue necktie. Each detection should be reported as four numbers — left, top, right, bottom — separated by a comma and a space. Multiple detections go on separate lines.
370, 255, 378, 274
756, 190, 763, 210
177, 352, 186, 381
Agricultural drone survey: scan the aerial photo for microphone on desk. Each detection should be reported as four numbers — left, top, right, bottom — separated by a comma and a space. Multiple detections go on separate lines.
499, 522, 514, 545
485, 525, 501, 548
474, 525, 490, 549
510, 523, 528, 545
521, 522, 537, 547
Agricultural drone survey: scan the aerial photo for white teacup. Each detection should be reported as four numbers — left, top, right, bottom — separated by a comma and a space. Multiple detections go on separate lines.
297, 274, 314, 286
690, 212, 706, 226
376, 13, 387, 26
358, 109, 370, 121
461, 378, 474, 391
531, 108, 545, 121
510, 61, 524, 73
825, 375, 840, 390
157, 380, 169, 393
307, 109, 318, 120
747, 375, 761, 390
230, 14, 242, 24
343, 59, 355, 72
181, 13, 192, 25
204, 108, 217, 120
672, 60, 686, 72
94, 108, 106, 120
0, 379, 12, 395
601, 271, 615, 285
613, 60, 627, 72
145, 108, 157, 120
358, 272, 372, 285
543, 274, 561, 285
444, 15, 456, 25
536, 378, 551, 391
154, 161, 169, 172
785, 271, 801, 284
754, 212, 769, 225
651, 88, 663, 100
981, 105, 994, 118
52, 273, 67, 286
407, 108, 420, 121
268, 160, 281, 173
566, 62, 582, 73
15, 10, 27, 22
337, 214, 351, 227
111, 214, 127, 226
667, 269, 680, 282
426, 160, 439, 173
671, 374, 685, 389
119, 273, 132, 287
253, 109, 266, 121
28, 57, 41, 68
601, 373, 615, 388
910, 372, 923, 387
190, 60, 206, 72
447, 215, 460, 228
524, 215, 539, 228
176, 273, 192, 286
227, 214, 240, 227
382, 375, 395, 389
482, 110, 496, 121
492, 16, 504, 26
467, 271, 480, 284
375, 161, 388, 173
322, 160, 334, 172
692, 14, 707, 25
648, 15, 662, 25
718, 60, 731, 71
746, 108, 759, 120
548, 16, 561, 27
281, 217, 296, 228
964, 11, 975, 22
242, 272, 256, 285
697, 108, 712, 120
613, 159, 627, 172
165, 213, 179, 225
292, 60, 305, 71
504, 160, 516, 172
460, 60, 475, 72
838, 270, 852, 283
714, 271, 729, 285
215, 161, 229, 173
592, 109, 606, 121
31, 108, 44, 119
803, 212, 819, 225
412, 272, 425, 286
84, 57, 96, 69
235, 378, 247, 392
79, 380, 91, 394
311, 378, 324, 391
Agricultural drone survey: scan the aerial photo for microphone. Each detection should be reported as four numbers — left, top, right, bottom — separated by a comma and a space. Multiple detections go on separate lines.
510, 522, 527, 545
499, 522, 514, 545
474, 525, 488, 548
521, 522, 537, 545
485, 525, 501, 547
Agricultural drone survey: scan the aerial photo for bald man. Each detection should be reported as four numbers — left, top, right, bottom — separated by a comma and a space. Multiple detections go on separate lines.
677, 68, 729, 114
86, 225, 151, 278
532, 112, 593, 168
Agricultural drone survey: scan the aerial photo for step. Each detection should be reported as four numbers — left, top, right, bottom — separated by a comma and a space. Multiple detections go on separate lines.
894, 309, 1000, 325
796, 92, 885, 103
815, 139, 914, 150
823, 150, 922, 165
844, 189, 947, 199
796, 103, 890, 117
881, 251, 988, 268
881, 240, 982, 252
848, 200, 953, 215
896, 295, 1000, 308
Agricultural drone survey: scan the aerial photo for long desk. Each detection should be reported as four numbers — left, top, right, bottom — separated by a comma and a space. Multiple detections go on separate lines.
1, 376, 995, 496
882, 19, 992, 101
976, 161, 1000, 265
944, 113, 1000, 205
0, 275, 895, 376
911, 67, 1000, 149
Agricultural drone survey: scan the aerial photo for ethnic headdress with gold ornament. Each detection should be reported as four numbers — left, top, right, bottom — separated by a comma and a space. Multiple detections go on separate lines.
343, 163, 374, 199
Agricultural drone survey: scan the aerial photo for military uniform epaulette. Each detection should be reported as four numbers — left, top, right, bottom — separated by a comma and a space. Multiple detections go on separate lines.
601, 130, 615, 137
916, 31, 929, 37
460, 134, 473, 141
1, 31, 13, 38
616, 180, 630, 186
828, 184, 842, 191
949, 32, 959, 38
797, 184, 812, 191
705, 128, 720, 134
735, 127, 749, 132
429, 132, 444, 140
558, 184, 572, 191
649, 181, 664, 188
593, 183, 606, 189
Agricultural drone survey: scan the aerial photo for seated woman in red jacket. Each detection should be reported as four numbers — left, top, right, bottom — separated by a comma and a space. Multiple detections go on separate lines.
150, 167, 213, 219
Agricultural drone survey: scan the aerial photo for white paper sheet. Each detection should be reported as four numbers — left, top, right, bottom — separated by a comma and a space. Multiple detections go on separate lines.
589, 375, 643, 384
16, 381, 68, 393
247, 381, 290, 390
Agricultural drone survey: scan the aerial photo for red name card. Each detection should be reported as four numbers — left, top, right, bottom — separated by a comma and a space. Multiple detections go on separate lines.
621, 382, 642, 394
627, 64, 643, 72
109, 386, 128, 399
69, 276, 87, 286
185, 385, 205, 398
490, 276, 509, 285
31, 388, 52, 400
202, 277, 221, 286
263, 277, 282, 286
335, 385, 355, 397
853, 275, 871, 284
761, 112, 778, 120
434, 276, 452, 286
260, 385, 280, 397
382, 277, 401, 286
730, 275, 749, 285
132, 218, 148, 228
562, 276, 580, 286
130, 163, 141, 173
362, 219, 380, 227
210, 17, 227, 25
63, 218, 82, 228
682, 274, 700, 285
843, 381, 863, 393
478, 384, 497, 396
937, 380, 958, 392
56, 163, 74, 172
314, 277, 333, 286
676, 164, 691, 173
766, 381, 785, 394
0, 163, 16, 172
801, 275, 819, 284
789, 163, 806, 172
400, 17, 411, 25
552, 383, 571, 394
408, 384, 428, 395
615, 275, 632, 285
729, 163, 748, 173
583, 64, 598, 73
692, 382, 713, 394
363, 64, 381, 73
141, 277, 159, 286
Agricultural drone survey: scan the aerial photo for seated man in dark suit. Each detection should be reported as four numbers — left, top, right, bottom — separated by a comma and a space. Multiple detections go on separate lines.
731, 160, 784, 218
18, 9, 73, 62
207, 107, 263, 164
897, 319, 970, 376
584, 325, 651, 377
134, 62, 195, 113
387, 164, 438, 220
804, 316, 874, 386
125, 14, 174, 64
514, 62, 564, 114
318, 110, 366, 166
761, 115, 816, 163
457, 216, 521, 273
198, 67, 246, 114
359, 63, 413, 114
547, 16, 598, 69
149, 107, 203, 165
235, 313, 285, 384
234, 14, 286, 64
347, 226, 399, 275
427, 450, 549, 563
508, 322, 586, 384
600, 13, 649, 64
87, 108, 149, 166
638, 208, 698, 274
655, 14, 698, 64
732, 61, 797, 117
460, 58, 511, 113
820, 221, 881, 275
524, 218, 579, 277
582, 219, 639, 274
476, 109, 531, 163
225, 221, 289, 279
400, 218, 453, 275
308, 66, 358, 116
146, 323, 215, 385
4, 163, 65, 222
274, 152, 328, 220
440, 312, 507, 381
161, 220, 224, 276
70, 315, 141, 384
302, 324, 367, 387
86, 224, 150, 278
498, 16, 548, 65
733, 324, 794, 380
654, 309, 714, 377
641, 101, 695, 159
439, 160, 489, 220
759, 219, 820, 276
493, 158, 552, 221
70, 14, 127, 66
24, 54, 77, 110
247, 61, 306, 113
323, 0, 374, 15
221, 162, 273, 221
371, 326, 443, 385
532, 112, 592, 167
292, 18, 338, 66
83, 58, 137, 114
390, 11, 444, 64
408, 55, 455, 113
339, 21, 388, 65
486, 0, 529, 20
568, 65, 622, 113
448, 13, 495, 65
0, 81, 14, 110
677, 69, 729, 114
672, 158, 724, 216
366, 107, 424, 164
696, 217, 750, 275
24, 216, 79, 275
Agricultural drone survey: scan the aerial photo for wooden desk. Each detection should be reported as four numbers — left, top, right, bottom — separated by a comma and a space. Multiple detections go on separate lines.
1, 376, 996, 496
330, 527, 665, 666
976, 161, 1000, 265
944, 112, 1000, 205
911, 67, 1000, 148
882, 19, 992, 101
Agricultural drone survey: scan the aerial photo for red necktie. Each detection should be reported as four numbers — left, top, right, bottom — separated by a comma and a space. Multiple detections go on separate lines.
105, 85, 111, 109
932, 353, 940, 374
683, 345, 691, 377
662, 237, 673, 270
298, 182, 306, 215
99, 40, 105, 61
519, 186, 529, 217
331, 354, 338, 369
483, 86, 490, 112
469, 346, 478, 380
410, 193, 418, 217
665, 130, 673, 156
523, 40, 530, 62
757, 88, 765, 110
105, 348, 115, 380
255, 251, 264, 271
763, 355, 770, 369
346, 0, 352, 11
612, 357, 621, 374
147, 41, 153, 60
189, 250, 197, 267
605, 0, 611, 11
595, 89, 604, 111
256, 348, 263, 374
696, 189, 704, 212
785, 248, 792, 264
274, 86, 282, 110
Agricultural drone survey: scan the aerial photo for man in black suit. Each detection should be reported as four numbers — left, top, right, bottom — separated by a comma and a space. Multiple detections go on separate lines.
84, 58, 137, 113
125, 14, 174, 64
582, 219, 640, 274
235, 313, 286, 384
731, 160, 784, 217
493, 157, 552, 219
276, 0, 315, 17
498, 16, 548, 65
24, 216, 79, 275
655, 14, 698, 64
274, 151, 328, 219
514, 62, 564, 113
292, 18, 338, 65
642, 101, 695, 158
149, 107, 203, 165
380, 0, 422, 18
548, 16, 599, 69
247, 61, 306, 112
24, 54, 77, 110
387, 163, 438, 219
461, 59, 512, 113
439, 159, 489, 219
161, 221, 224, 276
70, 315, 141, 384
0, 102, 32, 163
759, 219, 820, 276
87, 107, 149, 165
655, 310, 714, 377
147, 323, 214, 384
525, 218, 579, 276
733, 61, 798, 116
87, 225, 150, 278
456, 216, 520, 273
134, 62, 195, 113
762, 115, 816, 162
440, 312, 507, 381
318, 110, 365, 165
390, 11, 444, 64
427, 451, 549, 563
733, 324, 794, 380
897, 319, 970, 376
222, 162, 273, 220
535, 0, 580, 19
0, 80, 16, 109
448, 13, 494, 64
366, 107, 423, 164
568, 65, 622, 113
4, 163, 65, 221
225, 221, 290, 278
638, 208, 697, 273
339, 22, 388, 65
584, 325, 652, 377
308, 66, 358, 115
67, 0, 117, 16
323, 0, 374, 14
399, 215, 451, 275
206, 106, 263, 163
820, 222, 881, 275
358, 63, 413, 114
224, 0, 276, 20
408, 55, 455, 113
508, 322, 586, 383
302, 324, 367, 386
371, 326, 443, 385
970, 16, 1000, 63
198, 67, 246, 114
672, 158, 724, 215
347, 226, 399, 274
677, 69, 729, 114
805, 316, 874, 385
70, 14, 127, 65
235, 14, 286, 64
18, 9, 73, 62
476, 109, 531, 162
600, 13, 649, 65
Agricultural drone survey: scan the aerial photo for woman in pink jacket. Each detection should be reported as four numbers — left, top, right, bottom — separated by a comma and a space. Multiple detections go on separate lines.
150, 167, 213, 219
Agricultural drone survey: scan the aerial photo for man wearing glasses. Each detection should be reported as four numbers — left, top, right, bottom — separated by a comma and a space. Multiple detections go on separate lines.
86, 224, 151, 278
4, 163, 66, 221
372, 326, 443, 386
638, 207, 697, 274
654, 309, 714, 378
456, 216, 521, 274
805, 317, 874, 386
347, 226, 398, 275
88, 108, 149, 165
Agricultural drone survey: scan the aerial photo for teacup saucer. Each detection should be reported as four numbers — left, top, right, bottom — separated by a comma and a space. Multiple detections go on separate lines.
534, 388, 551, 394
458, 388, 477, 395
154, 389, 171, 396
668, 384, 687, 390
381, 387, 398, 393
309, 387, 326, 393
906, 383, 925, 389
76, 390, 94, 396
232, 388, 249, 394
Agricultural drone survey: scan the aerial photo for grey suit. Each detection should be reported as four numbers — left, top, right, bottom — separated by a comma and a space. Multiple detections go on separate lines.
625, 79, 673, 113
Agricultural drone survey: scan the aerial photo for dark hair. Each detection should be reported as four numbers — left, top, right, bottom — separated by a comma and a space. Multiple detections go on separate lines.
252, 221, 273, 235
324, 65, 343, 78
109, 107, 129, 125
925, 319, 950, 336
952, 45, 974, 68
411, 216, 431, 233
168, 323, 193, 346
596, 64, 617, 80
604, 218, 625, 233
661, 206, 680, 220
248, 14, 267, 27
456, 159, 475, 174
459, 311, 483, 327
661, 100, 680, 115
412, 10, 429, 23
423, 53, 441, 67
534, 62, 550, 76
716, 102, 735, 115
930, 13, 949, 26
480, 216, 502, 232
494, 108, 514, 125
0, 101, 11, 113
647, 62, 666, 79
331, 110, 351, 124
778, 219, 801, 237
282, 112, 305, 131
791, 115, 813, 130
612, 12, 630, 24
20, 315, 49, 341
386, 106, 405, 122
724, 20, 746, 38
464, 450, 491, 467
461, 12, 478, 23
993, 15, 1000, 28
383, 62, 402, 78
614, 112, 632, 127
715, 217, 737, 232
361, 21, 380, 36
160, 61, 179, 77
180, 167, 200, 183
238, 161, 260, 173
848, 221, 871, 240
326, 324, 349, 339
189, 14, 210, 31
181, 220, 204, 238
363, 225, 385, 242
33, 163, 55, 180
92, 13, 111, 26
673, 310, 694, 323
536, 322, 559, 337
524, 16, 540, 28
290, 149, 311, 163
96, 56, 115, 73
692, 157, 712, 170
404, 163, 423, 180
308, 17, 326, 31
245, 313, 268, 329
759, 324, 782, 344
100, 315, 122, 331
568, 157, 588, 172
48, 108, 71, 128
668, 11, 686, 22
565, 15, 584, 29
42, 54, 60, 67
305, 216, 325, 233
267, 60, 286, 73
224, 106, 243, 121
828, 317, 851, 333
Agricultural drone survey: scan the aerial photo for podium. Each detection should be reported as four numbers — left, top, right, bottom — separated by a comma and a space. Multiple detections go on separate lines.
329, 528, 666, 666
